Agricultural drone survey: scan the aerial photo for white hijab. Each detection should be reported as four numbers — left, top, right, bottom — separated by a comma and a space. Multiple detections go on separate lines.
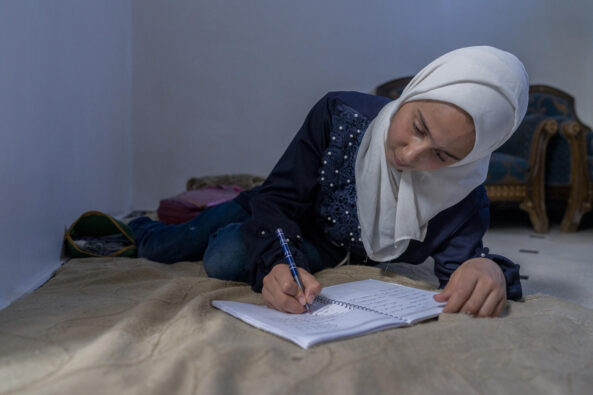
355, 46, 529, 261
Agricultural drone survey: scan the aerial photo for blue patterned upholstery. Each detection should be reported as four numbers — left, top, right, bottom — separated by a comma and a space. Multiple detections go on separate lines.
528, 92, 573, 117
375, 77, 412, 101
489, 94, 582, 187
486, 153, 529, 184
487, 114, 548, 185
498, 114, 547, 158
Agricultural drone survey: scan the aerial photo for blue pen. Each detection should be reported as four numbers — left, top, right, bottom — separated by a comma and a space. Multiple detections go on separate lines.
276, 228, 311, 313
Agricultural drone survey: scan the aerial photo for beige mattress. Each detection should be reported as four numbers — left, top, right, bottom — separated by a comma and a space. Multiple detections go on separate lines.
1, 257, 592, 395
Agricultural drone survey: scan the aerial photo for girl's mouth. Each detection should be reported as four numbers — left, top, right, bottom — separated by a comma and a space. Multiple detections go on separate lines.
392, 151, 408, 168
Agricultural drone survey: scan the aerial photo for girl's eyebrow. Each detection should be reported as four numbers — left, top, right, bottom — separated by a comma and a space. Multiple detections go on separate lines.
417, 109, 462, 161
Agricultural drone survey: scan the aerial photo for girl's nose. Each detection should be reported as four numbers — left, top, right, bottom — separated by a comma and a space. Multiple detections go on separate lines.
401, 140, 429, 164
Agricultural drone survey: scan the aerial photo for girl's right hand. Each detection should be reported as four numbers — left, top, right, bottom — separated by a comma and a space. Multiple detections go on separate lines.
262, 264, 321, 313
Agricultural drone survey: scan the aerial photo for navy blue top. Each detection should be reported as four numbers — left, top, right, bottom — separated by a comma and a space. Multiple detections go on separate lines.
235, 91, 522, 300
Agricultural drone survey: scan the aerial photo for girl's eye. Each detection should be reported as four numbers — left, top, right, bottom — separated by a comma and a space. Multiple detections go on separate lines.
413, 123, 424, 136
434, 150, 447, 162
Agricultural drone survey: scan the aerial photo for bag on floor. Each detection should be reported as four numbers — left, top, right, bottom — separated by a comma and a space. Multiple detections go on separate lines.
64, 211, 136, 258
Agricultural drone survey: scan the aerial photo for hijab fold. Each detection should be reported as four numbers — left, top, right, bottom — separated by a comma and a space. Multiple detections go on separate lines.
355, 46, 529, 262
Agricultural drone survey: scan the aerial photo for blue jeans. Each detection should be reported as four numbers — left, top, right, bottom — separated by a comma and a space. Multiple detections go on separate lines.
129, 200, 325, 283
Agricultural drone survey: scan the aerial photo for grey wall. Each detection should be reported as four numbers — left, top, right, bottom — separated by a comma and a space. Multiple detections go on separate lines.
132, 0, 593, 210
0, 1, 132, 309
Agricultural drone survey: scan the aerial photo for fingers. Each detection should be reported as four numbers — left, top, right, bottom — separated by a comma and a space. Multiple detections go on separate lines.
446, 279, 505, 317
442, 276, 478, 314
443, 278, 506, 317
476, 288, 507, 318
263, 265, 304, 313
440, 258, 508, 318
494, 297, 507, 317
262, 283, 305, 313
433, 283, 453, 303
458, 280, 492, 316
299, 268, 322, 305
262, 265, 320, 314
472, 290, 498, 317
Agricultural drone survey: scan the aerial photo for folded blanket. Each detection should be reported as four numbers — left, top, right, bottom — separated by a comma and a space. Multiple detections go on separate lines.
157, 185, 244, 224
186, 174, 265, 191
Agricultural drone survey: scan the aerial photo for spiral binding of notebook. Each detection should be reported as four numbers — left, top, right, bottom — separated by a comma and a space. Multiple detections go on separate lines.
314, 295, 406, 321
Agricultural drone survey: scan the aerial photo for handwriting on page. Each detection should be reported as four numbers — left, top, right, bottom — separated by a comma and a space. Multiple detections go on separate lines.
312, 303, 351, 316
344, 286, 438, 317
271, 303, 353, 332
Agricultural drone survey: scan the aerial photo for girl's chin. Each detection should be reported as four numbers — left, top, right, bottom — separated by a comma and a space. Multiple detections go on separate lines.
391, 153, 408, 169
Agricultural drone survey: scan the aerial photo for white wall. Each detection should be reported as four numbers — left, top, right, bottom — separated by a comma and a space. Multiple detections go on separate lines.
0, 1, 132, 309
132, 0, 593, 210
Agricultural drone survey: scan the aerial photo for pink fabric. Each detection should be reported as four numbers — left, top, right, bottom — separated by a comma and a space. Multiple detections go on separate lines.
157, 185, 243, 224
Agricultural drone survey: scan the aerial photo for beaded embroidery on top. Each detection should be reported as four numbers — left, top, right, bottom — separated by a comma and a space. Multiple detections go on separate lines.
316, 103, 369, 253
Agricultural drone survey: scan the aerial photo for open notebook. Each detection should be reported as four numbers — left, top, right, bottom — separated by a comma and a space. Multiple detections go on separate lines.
213, 279, 445, 349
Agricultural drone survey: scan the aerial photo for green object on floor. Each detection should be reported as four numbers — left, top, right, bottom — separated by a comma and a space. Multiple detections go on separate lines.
64, 211, 136, 258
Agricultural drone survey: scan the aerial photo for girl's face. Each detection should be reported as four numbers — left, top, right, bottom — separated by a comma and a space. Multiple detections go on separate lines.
386, 100, 476, 171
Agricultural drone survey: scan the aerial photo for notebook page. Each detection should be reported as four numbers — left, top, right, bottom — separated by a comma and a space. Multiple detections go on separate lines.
212, 299, 405, 349
319, 279, 445, 322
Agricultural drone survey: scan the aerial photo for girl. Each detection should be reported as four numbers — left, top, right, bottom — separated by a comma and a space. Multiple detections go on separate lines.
130, 46, 528, 318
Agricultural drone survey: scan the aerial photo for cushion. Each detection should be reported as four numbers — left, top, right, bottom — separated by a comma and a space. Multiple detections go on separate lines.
486, 152, 529, 184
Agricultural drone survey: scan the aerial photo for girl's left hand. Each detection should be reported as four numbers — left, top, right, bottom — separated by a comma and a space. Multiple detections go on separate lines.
433, 257, 506, 317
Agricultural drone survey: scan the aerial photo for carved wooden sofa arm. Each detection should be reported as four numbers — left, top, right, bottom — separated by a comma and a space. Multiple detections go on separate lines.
485, 118, 558, 233
558, 121, 593, 231
527, 84, 593, 232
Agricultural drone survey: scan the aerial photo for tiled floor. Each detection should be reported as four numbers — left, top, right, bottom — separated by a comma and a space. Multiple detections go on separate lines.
484, 207, 593, 310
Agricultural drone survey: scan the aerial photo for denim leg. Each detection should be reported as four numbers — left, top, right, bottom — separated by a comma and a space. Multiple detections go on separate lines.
203, 223, 250, 283
129, 200, 249, 263
203, 223, 326, 283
